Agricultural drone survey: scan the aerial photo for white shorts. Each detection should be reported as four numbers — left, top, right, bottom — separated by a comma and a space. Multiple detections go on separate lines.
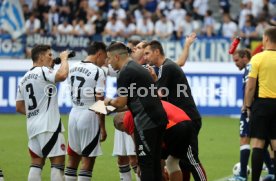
112, 129, 136, 156
28, 132, 66, 158
68, 108, 102, 157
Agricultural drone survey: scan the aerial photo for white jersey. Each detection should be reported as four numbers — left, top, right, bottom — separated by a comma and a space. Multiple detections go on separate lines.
68, 61, 106, 108
16, 66, 65, 139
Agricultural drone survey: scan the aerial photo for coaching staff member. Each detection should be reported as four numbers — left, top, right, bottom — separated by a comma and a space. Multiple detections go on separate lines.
104, 42, 168, 181
245, 27, 276, 181
144, 40, 207, 181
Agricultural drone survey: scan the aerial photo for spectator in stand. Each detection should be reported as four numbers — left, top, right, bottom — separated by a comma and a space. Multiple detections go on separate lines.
93, 11, 107, 35
73, 19, 94, 36
219, 0, 231, 13
183, 0, 194, 15
154, 12, 174, 40
40, 12, 53, 34
75, 0, 90, 23
58, 1, 74, 24
57, 19, 73, 35
25, 13, 41, 35
121, 15, 136, 39
132, 1, 147, 21
251, 0, 264, 17
177, 12, 196, 39
168, 1, 186, 28
254, 15, 271, 38
104, 14, 125, 38
35, 0, 51, 25
108, 0, 127, 20
48, 5, 60, 27
238, 1, 252, 30
222, 13, 238, 39
136, 11, 154, 38
193, 0, 208, 21
23, 3, 31, 20
156, 0, 174, 18
240, 19, 257, 48
202, 10, 216, 37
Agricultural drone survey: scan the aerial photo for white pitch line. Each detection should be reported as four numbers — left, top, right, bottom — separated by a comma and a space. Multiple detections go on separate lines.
213, 175, 233, 181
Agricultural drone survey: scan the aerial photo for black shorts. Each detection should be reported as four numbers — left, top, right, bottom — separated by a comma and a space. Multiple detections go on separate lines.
162, 121, 193, 159
250, 98, 276, 139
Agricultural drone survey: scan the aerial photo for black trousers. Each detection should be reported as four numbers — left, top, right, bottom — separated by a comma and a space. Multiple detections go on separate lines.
134, 126, 165, 181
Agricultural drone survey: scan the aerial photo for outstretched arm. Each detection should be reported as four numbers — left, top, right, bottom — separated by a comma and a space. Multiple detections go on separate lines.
176, 32, 197, 67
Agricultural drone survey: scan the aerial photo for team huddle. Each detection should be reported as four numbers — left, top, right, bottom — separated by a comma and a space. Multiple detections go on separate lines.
12, 27, 276, 181
15, 33, 208, 181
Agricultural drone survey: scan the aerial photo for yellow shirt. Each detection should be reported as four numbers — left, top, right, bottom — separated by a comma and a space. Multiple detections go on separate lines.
248, 50, 276, 98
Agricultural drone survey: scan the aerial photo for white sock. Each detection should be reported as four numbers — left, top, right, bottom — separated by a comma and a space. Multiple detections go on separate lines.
65, 175, 77, 181
131, 165, 140, 181
78, 170, 92, 181
65, 167, 77, 181
51, 166, 64, 181
0, 169, 4, 181
28, 165, 42, 181
119, 164, 132, 181
134, 173, 140, 181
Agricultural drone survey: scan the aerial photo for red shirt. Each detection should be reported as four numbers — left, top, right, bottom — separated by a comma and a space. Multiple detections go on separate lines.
123, 101, 191, 134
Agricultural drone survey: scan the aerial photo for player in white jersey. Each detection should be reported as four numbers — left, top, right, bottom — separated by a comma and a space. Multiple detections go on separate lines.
16, 45, 70, 181
64, 42, 107, 181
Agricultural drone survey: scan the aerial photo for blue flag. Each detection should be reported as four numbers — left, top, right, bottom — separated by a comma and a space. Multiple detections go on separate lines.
0, 0, 25, 39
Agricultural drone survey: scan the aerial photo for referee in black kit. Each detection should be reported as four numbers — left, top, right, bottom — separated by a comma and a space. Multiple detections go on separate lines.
245, 27, 276, 181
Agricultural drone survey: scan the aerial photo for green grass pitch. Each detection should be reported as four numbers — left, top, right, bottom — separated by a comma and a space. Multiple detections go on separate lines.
0, 114, 242, 180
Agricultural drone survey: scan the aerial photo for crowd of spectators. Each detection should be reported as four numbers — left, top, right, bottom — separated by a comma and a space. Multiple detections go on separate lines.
1, 0, 276, 48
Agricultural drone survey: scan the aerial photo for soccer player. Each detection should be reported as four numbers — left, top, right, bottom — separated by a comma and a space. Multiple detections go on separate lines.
245, 27, 276, 181
64, 42, 107, 181
104, 42, 168, 181
114, 100, 194, 181
16, 45, 70, 181
112, 40, 140, 181
144, 40, 207, 181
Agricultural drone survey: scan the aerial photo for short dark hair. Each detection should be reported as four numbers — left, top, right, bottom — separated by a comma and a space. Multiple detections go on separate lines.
234, 49, 251, 59
31, 44, 51, 62
264, 27, 276, 44
86, 41, 106, 55
128, 39, 140, 47
144, 40, 165, 56
106, 42, 131, 54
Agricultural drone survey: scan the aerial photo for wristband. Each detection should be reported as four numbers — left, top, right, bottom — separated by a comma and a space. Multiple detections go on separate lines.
246, 106, 251, 110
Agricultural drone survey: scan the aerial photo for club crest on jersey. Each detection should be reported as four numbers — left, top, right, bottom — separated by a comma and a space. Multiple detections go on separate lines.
61, 144, 66, 151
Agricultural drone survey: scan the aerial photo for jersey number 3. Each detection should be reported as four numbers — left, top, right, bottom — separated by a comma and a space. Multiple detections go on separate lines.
26, 83, 37, 110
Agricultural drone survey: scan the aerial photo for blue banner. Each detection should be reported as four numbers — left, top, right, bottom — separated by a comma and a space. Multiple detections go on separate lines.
0, 34, 232, 63
0, 34, 25, 57
0, 71, 243, 115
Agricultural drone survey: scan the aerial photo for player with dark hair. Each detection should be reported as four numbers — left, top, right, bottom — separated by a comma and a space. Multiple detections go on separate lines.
16, 45, 70, 181
104, 42, 168, 181
144, 40, 207, 181
246, 27, 276, 181
64, 41, 107, 181
114, 100, 194, 181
